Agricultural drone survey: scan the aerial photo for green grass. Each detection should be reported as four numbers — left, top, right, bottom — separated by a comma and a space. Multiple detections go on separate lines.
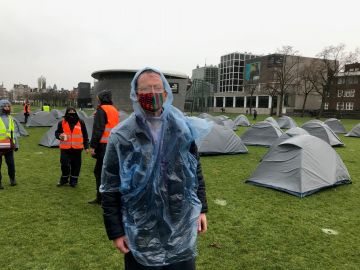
0, 111, 359, 269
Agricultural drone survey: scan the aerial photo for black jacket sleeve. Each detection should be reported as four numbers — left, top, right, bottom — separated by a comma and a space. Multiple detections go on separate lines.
90, 108, 107, 149
54, 121, 63, 140
190, 142, 208, 213
101, 136, 124, 240
80, 120, 89, 149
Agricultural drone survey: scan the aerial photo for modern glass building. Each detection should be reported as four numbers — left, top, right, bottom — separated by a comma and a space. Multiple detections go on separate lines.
218, 52, 257, 92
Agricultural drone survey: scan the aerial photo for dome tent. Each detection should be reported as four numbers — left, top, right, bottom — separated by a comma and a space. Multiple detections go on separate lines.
276, 116, 297, 129
324, 118, 347, 134
13, 117, 29, 137
234, 114, 251, 126
240, 121, 283, 147
198, 124, 247, 155
345, 123, 360, 137
265, 117, 281, 129
262, 127, 309, 160
26, 111, 58, 127
301, 120, 344, 146
246, 134, 351, 197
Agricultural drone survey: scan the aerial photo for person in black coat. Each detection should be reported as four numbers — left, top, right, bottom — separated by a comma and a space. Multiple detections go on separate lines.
55, 107, 89, 187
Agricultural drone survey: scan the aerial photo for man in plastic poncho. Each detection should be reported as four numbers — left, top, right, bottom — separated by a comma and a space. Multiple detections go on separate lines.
101, 68, 211, 269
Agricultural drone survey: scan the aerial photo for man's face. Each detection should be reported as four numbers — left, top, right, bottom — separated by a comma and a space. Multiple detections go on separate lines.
136, 72, 165, 96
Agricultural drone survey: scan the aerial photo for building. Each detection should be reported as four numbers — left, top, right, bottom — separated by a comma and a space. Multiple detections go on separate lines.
191, 65, 218, 90
77, 82, 92, 108
184, 79, 214, 113
91, 69, 189, 112
12, 83, 31, 101
325, 63, 360, 118
0, 83, 8, 99
214, 53, 323, 115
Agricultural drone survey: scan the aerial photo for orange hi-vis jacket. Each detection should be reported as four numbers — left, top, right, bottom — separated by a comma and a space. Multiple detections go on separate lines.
100, 105, 119, 143
23, 104, 30, 113
59, 120, 84, 149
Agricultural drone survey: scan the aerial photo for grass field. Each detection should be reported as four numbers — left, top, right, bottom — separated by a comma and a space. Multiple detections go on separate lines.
1, 107, 359, 269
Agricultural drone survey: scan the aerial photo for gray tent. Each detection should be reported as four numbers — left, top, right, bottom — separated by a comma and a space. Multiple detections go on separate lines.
276, 116, 297, 129
262, 127, 309, 160
119, 110, 130, 122
198, 113, 223, 125
265, 117, 281, 129
77, 110, 88, 120
50, 109, 64, 119
39, 115, 94, 147
199, 124, 248, 155
301, 120, 344, 146
241, 121, 283, 146
234, 114, 251, 126
13, 117, 29, 137
14, 109, 41, 123
324, 118, 347, 134
345, 123, 360, 137
246, 134, 351, 197
26, 111, 58, 127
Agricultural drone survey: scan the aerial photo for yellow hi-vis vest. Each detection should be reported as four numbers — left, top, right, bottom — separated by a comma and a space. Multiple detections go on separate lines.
0, 116, 15, 149
43, 105, 50, 112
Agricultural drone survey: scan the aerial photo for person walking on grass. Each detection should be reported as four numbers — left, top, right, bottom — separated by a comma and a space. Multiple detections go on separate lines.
100, 67, 211, 269
23, 100, 30, 124
253, 109, 258, 121
0, 100, 19, 189
55, 107, 89, 187
88, 90, 119, 204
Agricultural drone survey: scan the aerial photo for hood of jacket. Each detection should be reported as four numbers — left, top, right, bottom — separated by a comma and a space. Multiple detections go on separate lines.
64, 107, 79, 123
97, 90, 113, 105
0, 99, 11, 115
130, 67, 174, 120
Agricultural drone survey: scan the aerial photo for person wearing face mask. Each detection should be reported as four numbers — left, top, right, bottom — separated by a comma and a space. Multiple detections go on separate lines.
55, 107, 89, 187
88, 90, 119, 204
0, 100, 19, 190
100, 68, 212, 269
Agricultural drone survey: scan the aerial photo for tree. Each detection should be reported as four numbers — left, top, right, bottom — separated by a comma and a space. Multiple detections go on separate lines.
298, 64, 316, 117
243, 79, 257, 114
309, 44, 359, 118
264, 82, 279, 116
268, 46, 301, 116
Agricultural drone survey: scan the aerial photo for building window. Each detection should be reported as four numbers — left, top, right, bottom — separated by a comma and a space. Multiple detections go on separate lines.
258, 96, 269, 108
225, 97, 233, 107
235, 97, 244, 107
337, 90, 343, 97
337, 78, 345, 84
216, 97, 224, 108
345, 102, 354, 110
246, 96, 256, 108
336, 102, 344, 110
324, 102, 329, 110
344, 89, 355, 97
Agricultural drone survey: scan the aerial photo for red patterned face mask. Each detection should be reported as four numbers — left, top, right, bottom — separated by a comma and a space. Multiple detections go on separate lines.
137, 92, 166, 112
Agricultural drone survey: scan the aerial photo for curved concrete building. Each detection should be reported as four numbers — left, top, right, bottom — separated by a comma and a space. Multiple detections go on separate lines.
91, 69, 188, 112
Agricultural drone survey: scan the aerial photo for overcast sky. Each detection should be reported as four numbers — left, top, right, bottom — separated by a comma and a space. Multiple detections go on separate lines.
1, 0, 359, 90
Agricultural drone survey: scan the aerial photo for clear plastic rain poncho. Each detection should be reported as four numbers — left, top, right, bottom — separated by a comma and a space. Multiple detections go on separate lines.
100, 67, 212, 266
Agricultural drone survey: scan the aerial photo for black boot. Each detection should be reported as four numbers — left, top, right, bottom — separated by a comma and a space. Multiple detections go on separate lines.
10, 179, 17, 186
57, 176, 69, 187
69, 176, 78, 187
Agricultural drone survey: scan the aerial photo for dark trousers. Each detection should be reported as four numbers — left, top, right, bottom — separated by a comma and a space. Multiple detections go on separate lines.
0, 151, 15, 182
93, 144, 107, 201
60, 149, 82, 185
124, 252, 195, 270
24, 113, 29, 124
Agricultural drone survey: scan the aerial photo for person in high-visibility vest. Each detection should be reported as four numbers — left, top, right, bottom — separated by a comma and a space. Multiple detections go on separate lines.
42, 104, 50, 112
88, 90, 119, 204
23, 101, 31, 124
55, 107, 89, 187
0, 100, 19, 189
